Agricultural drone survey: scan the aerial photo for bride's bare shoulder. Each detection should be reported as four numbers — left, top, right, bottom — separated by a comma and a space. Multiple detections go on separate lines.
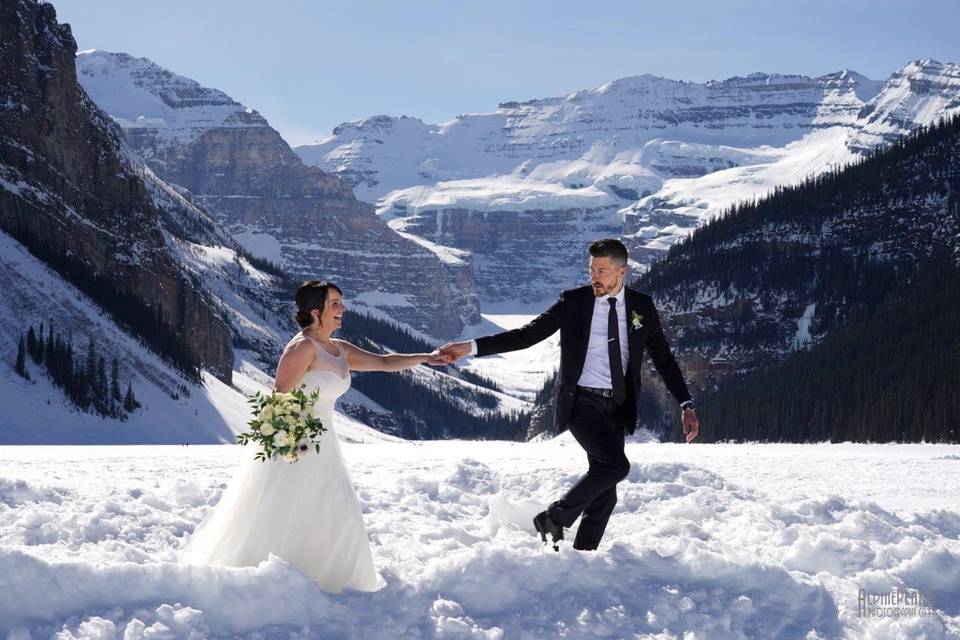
284, 334, 314, 353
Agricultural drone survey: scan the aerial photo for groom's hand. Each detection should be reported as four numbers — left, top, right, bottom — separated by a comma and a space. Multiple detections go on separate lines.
424, 350, 451, 366
682, 408, 699, 443
438, 341, 472, 363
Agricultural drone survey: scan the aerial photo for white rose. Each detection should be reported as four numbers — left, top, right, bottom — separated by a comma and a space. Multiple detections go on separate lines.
272, 430, 290, 448
259, 406, 274, 422
259, 422, 276, 437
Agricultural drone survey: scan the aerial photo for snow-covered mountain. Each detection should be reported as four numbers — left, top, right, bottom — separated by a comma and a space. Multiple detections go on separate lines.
76, 50, 480, 339
848, 59, 960, 151
1, 1, 531, 443
296, 62, 960, 304
0, 0, 299, 441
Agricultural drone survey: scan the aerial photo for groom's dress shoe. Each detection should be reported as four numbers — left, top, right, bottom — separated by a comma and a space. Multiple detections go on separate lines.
533, 510, 563, 552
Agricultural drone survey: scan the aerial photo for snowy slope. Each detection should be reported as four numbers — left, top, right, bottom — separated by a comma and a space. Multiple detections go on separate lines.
622, 126, 858, 254
850, 59, 960, 151
0, 440, 957, 638
0, 228, 244, 443
0, 229, 397, 444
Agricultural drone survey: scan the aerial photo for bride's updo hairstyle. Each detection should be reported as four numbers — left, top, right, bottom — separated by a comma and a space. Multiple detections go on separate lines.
294, 280, 342, 328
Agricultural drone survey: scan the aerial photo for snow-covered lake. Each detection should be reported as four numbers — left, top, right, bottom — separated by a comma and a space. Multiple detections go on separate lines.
1, 439, 958, 639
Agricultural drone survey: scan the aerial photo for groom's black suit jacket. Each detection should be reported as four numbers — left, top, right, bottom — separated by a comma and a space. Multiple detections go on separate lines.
475, 285, 691, 435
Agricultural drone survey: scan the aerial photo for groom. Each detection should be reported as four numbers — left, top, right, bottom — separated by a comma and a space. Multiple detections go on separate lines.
439, 238, 699, 551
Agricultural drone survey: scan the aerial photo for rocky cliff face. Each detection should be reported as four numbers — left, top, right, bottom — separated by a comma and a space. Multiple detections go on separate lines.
76, 51, 480, 337
389, 202, 622, 302
0, 0, 234, 380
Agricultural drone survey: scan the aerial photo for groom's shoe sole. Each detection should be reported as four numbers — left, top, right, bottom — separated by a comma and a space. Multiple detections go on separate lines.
533, 511, 563, 552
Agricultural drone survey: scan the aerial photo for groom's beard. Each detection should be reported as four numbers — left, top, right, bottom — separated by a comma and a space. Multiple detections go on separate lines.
592, 280, 620, 297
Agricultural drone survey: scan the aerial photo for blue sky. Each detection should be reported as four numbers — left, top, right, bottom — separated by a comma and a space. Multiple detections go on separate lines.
53, 0, 960, 147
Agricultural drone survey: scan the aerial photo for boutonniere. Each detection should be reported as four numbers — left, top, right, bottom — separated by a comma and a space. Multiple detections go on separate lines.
630, 311, 644, 330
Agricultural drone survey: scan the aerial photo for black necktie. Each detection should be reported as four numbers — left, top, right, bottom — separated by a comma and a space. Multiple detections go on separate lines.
607, 298, 626, 403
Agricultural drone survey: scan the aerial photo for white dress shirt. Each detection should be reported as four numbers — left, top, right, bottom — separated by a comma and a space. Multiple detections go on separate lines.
576, 284, 629, 389
469, 285, 629, 389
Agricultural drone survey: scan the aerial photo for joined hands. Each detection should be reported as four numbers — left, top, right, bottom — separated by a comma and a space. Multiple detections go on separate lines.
422, 341, 472, 366
424, 350, 450, 366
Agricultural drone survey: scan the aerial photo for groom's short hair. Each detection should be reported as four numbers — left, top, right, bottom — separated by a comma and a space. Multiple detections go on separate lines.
589, 238, 628, 266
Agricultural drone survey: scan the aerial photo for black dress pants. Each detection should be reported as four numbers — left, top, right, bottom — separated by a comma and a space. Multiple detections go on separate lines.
547, 390, 631, 550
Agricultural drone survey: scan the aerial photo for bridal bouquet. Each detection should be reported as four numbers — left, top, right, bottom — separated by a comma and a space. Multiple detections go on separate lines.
237, 387, 327, 462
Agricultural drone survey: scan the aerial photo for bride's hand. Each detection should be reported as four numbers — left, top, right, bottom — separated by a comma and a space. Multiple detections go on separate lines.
424, 350, 451, 366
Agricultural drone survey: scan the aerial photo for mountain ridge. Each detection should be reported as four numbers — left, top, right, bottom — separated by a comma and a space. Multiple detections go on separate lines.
294, 58, 960, 306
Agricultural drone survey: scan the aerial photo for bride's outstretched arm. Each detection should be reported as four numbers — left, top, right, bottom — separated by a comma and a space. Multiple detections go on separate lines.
274, 340, 315, 392
341, 341, 445, 372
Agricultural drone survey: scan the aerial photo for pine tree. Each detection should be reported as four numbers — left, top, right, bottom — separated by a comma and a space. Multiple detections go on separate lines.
95, 356, 108, 416
36, 324, 45, 365
44, 323, 54, 370
75, 358, 90, 410
123, 382, 139, 413
26, 326, 37, 362
15, 335, 28, 380
85, 338, 96, 381
110, 359, 122, 402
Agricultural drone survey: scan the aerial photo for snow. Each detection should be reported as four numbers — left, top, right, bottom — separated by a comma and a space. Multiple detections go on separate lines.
621, 126, 858, 255
850, 60, 960, 151
297, 67, 884, 205
75, 51, 268, 151
388, 226, 472, 267
793, 303, 817, 350
377, 175, 619, 218
230, 228, 285, 265
0, 441, 957, 638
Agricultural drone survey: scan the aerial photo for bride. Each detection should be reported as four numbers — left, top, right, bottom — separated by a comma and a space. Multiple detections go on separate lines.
182, 280, 446, 592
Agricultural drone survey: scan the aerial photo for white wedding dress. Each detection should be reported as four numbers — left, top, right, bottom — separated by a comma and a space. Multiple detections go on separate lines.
181, 337, 382, 592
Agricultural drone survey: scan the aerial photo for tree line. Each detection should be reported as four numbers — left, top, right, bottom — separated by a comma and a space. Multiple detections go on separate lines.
691, 258, 960, 443
0, 205, 202, 381
14, 322, 141, 419
631, 113, 960, 443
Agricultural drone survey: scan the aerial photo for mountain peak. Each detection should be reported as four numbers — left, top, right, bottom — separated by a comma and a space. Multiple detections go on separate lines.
76, 49, 268, 145
893, 59, 960, 81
